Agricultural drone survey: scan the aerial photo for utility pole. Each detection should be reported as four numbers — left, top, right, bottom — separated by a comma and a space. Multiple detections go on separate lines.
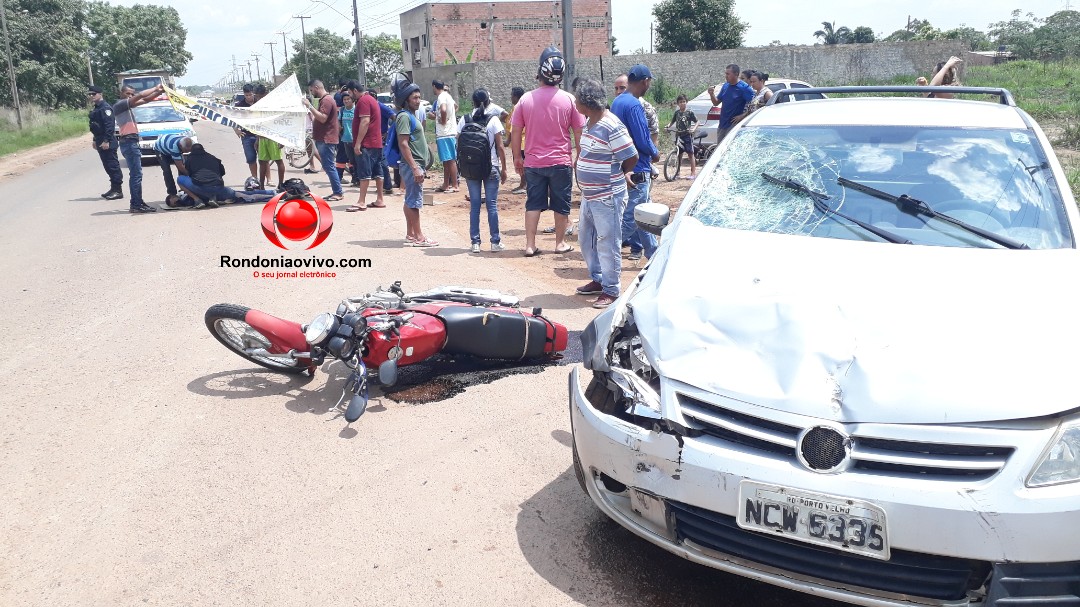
86, 53, 94, 86
0, 0, 22, 129
251, 53, 261, 83
560, 0, 575, 89
293, 15, 311, 85
265, 42, 277, 83
650, 22, 653, 54
246, 60, 252, 82
276, 31, 289, 66
352, 0, 365, 85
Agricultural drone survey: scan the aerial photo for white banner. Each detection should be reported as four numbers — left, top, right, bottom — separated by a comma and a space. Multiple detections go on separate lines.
163, 74, 308, 148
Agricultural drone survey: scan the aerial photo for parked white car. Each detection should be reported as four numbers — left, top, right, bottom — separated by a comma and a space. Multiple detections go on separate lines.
571, 86, 1080, 607
686, 78, 824, 145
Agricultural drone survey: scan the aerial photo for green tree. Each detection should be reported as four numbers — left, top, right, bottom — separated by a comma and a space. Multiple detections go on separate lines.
884, 18, 932, 42
358, 34, 403, 89
942, 26, 991, 51
850, 26, 876, 43
0, 0, 90, 109
814, 21, 852, 44
988, 10, 1040, 59
86, 2, 193, 89
653, 0, 746, 52
1032, 10, 1080, 60
609, 36, 619, 55
280, 27, 351, 85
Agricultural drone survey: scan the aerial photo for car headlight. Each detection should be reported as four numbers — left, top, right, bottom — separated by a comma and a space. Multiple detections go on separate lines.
1027, 416, 1080, 487
607, 329, 661, 420
303, 312, 337, 345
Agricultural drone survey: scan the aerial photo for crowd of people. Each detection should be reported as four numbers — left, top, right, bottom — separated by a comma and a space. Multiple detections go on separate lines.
85, 48, 818, 307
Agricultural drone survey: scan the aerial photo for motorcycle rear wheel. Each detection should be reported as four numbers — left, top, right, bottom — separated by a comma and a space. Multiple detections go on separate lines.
205, 303, 308, 374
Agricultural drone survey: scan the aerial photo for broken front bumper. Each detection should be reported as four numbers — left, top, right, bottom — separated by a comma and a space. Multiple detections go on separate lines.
568, 367, 1080, 607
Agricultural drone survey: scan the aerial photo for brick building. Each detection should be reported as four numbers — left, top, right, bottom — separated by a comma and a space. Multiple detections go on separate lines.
399, 0, 612, 72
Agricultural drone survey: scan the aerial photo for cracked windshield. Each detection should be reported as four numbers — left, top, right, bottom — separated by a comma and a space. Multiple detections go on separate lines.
691, 125, 1072, 249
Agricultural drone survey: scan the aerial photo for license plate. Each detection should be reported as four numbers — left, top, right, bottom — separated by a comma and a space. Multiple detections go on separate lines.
138, 141, 155, 150
736, 481, 890, 560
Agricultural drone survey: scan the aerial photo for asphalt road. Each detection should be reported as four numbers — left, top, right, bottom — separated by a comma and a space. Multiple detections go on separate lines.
0, 121, 842, 606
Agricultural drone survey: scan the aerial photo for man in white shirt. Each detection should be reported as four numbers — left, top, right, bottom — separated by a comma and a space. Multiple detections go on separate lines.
431, 80, 459, 192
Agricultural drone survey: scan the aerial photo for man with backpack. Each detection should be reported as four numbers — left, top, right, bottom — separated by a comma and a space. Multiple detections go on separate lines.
389, 77, 437, 247
458, 88, 507, 253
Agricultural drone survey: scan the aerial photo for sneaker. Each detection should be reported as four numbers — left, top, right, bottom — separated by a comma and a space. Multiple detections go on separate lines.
102, 189, 123, 200
471, 243, 481, 253
542, 226, 556, 234
205, 198, 220, 209
194, 201, 208, 209
130, 203, 157, 214
593, 293, 617, 309
511, 187, 527, 195
576, 280, 603, 295
383, 188, 394, 195
627, 251, 643, 261
244, 176, 259, 191
490, 242, 505, 252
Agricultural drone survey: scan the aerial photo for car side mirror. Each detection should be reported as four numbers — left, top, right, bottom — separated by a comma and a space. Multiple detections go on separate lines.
635, 202, 670, 236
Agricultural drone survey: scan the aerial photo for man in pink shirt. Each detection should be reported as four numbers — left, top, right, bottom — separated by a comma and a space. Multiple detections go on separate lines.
511, 47, 585, 257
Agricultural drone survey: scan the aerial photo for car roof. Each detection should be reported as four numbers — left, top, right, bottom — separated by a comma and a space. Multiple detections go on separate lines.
747, 96, 1028, 129
691, 79, 812, 101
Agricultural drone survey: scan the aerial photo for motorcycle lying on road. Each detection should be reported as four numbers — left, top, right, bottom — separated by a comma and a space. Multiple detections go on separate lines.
204, 282, 569, 423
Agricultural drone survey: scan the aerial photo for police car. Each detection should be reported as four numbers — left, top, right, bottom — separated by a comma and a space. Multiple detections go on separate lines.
115, 100, 197, 161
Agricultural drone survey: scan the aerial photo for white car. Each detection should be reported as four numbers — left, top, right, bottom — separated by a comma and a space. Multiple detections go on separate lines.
686, 78, 824, 146
116, 101, 198, 162
571, 86, 1080, 607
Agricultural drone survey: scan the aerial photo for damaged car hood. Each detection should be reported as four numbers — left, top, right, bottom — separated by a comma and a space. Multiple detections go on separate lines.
630, 218, 1080, 424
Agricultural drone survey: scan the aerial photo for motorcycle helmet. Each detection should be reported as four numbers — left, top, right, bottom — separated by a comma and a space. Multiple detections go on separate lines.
538, 46, 564, 86
390, 73, 420, 108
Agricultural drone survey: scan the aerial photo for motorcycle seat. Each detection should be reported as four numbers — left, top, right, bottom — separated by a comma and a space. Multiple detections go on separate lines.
436, 305, 548, 360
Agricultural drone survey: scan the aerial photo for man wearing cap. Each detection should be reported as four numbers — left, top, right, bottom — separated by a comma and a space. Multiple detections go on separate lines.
431, 80, 459, 193
87, 85, 123, 200
511, 46, 585, 257
610, 64, 660, 261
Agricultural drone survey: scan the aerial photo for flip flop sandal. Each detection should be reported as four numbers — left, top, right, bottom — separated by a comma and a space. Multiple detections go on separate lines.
369, 203, 386, 208
555, 245, 575, 254
414, 239, 439, 247
345, 205, 367, 212
524, 248, 543, 257
325, 194, 344, 202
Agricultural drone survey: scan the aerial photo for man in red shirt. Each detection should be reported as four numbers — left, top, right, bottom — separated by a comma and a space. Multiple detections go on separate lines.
346, 82, 387, 211
302, 79, 344, 201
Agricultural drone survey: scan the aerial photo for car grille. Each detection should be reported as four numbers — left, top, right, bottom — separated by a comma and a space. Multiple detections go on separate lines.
678, 394, 1014, 480
669, 500, 991, 601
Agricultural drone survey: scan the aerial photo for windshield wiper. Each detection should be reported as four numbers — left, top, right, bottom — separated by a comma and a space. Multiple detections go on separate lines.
836, 177, 1028, 250
761, 173, 911, 244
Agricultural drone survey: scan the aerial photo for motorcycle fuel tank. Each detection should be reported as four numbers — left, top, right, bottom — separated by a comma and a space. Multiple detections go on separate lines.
362, 308, 446, 366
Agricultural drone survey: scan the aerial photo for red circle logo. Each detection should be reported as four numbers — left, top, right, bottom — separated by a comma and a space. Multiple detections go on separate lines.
260, 193, 334, 250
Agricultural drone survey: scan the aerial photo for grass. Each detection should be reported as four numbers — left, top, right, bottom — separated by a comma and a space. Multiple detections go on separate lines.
0, 108, 87, 157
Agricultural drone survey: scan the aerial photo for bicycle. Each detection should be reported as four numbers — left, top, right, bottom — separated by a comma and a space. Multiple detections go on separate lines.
285, 134, 315, 169
663, 129, 717, 182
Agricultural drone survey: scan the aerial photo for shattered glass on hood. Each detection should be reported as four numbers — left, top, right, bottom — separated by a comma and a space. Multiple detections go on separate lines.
688, 125, 1073, 249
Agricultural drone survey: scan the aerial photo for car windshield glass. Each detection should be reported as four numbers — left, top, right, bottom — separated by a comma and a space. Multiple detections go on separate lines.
122, 76, 162, 92
133, 105, 185, 124
689, 125, 1072, 249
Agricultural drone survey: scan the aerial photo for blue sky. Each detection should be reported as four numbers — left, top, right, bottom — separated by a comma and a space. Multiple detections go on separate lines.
109, 0, 1074, 86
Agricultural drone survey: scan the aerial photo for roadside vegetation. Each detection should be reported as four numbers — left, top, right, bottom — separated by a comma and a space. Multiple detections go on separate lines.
0, 107, 86, 157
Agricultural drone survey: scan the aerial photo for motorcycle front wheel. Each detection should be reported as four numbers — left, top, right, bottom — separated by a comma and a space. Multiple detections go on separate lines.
205, 303, 308, 375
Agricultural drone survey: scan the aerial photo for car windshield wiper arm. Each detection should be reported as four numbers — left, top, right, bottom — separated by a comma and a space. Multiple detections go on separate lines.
836, 177, 1028, 250
761, 173, 911, 245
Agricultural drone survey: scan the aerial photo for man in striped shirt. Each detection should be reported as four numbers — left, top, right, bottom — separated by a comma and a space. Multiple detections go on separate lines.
572, 79, 638, 309
154, 133, 194, 200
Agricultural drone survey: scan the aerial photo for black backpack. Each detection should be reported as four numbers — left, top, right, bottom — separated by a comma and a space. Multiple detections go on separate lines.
457, 118, 493, 181
281, 178, 310, 198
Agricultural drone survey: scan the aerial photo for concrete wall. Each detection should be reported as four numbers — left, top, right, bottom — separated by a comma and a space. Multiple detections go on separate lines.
412, 40, 968, 107
400, 0, 612, 70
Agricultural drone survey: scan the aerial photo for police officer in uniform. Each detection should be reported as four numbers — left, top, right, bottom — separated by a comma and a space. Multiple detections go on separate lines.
87, 85, 123, 200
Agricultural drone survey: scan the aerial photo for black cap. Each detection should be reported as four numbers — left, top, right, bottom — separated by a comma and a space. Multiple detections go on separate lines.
87, 85, 103, 94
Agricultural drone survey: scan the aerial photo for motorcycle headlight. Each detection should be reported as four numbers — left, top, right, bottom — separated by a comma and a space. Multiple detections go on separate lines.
1027, 416, 1080, 487
304, 312, 337, 345
607, 329, 662, 420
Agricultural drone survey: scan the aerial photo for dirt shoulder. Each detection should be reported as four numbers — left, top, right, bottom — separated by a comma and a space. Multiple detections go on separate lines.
0, 133, 91, 183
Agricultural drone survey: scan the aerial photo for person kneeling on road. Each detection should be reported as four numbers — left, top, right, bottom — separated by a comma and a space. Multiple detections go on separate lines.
174, 143, 277, 208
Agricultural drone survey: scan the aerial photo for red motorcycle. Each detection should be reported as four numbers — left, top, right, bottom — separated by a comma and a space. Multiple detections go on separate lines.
204, 282, 569, 422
